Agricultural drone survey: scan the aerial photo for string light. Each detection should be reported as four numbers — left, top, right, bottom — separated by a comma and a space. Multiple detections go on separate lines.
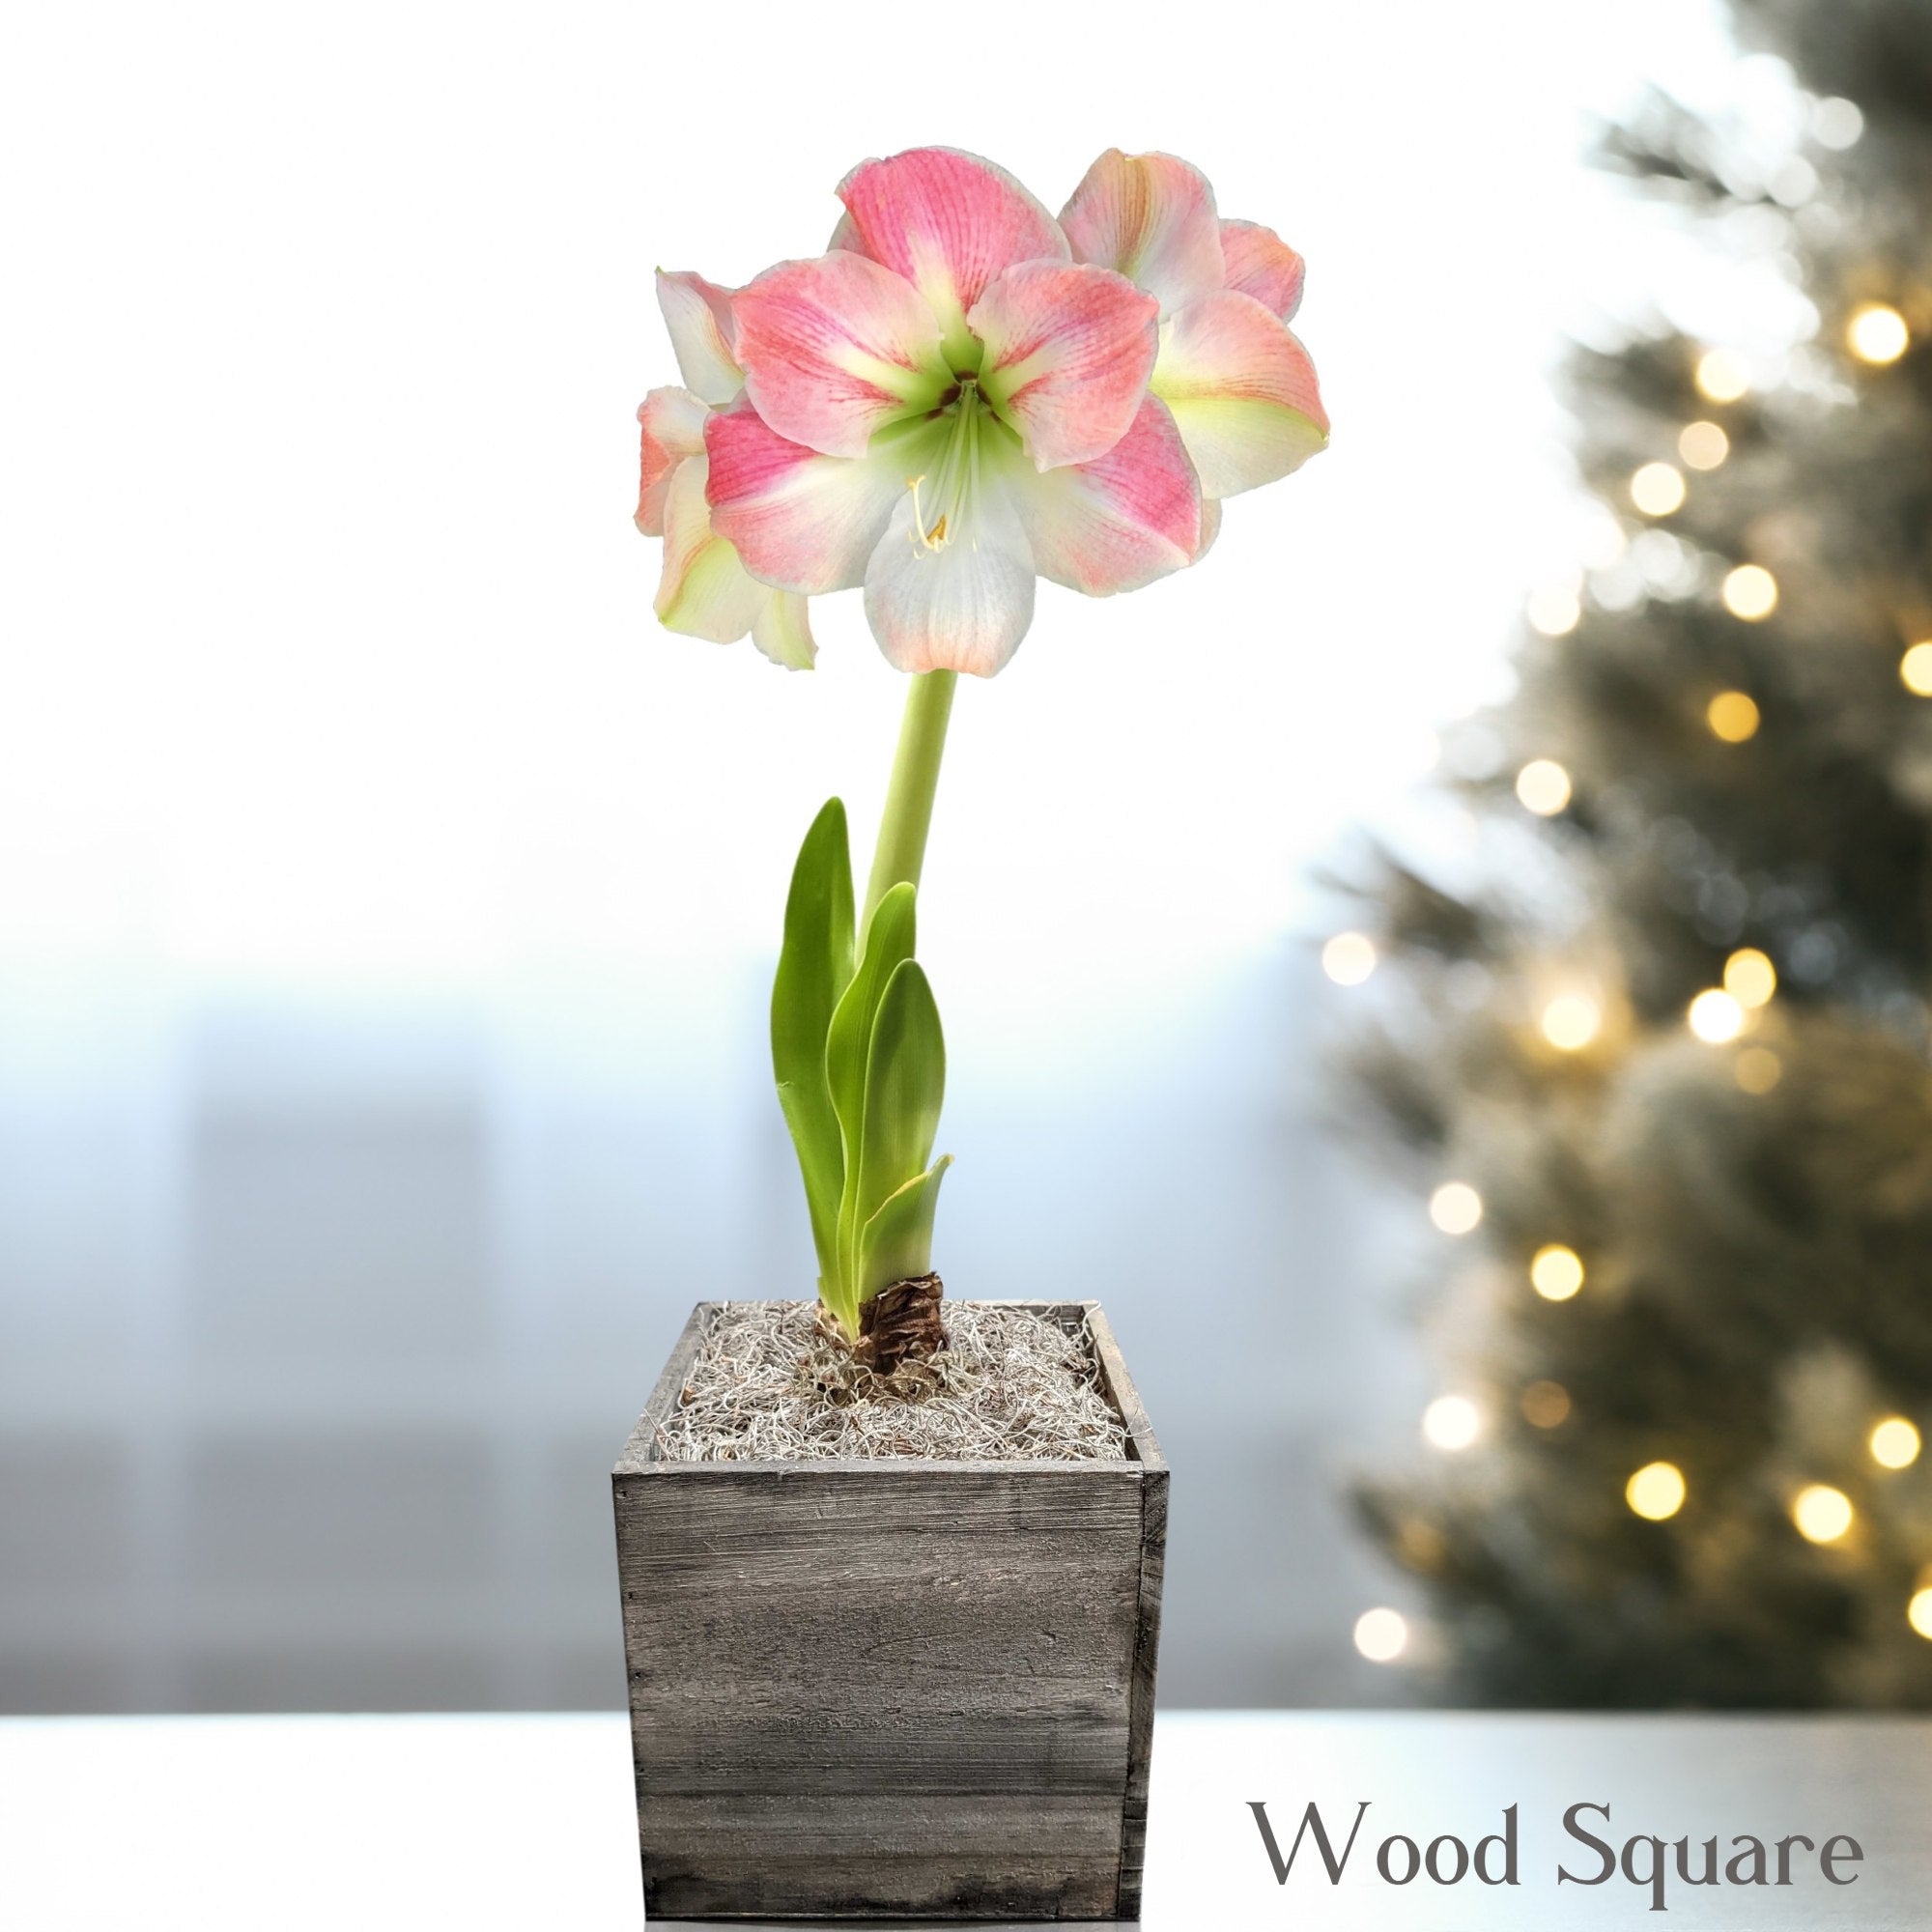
1540, 995, 1602, 1052
1723, 948, 1776, 1008
1429, 1182, 1483, 1235
1526, 582, 1582, 638
1722, 564, 1778, 620
1631, 462, 1687, 516
1911, 1590, 1932, 1641
1695, 349, 1749, 403
1353, 1606, 1408, 1662
1792, 1484, 1854, 1545
1516, 758, 1573, 814
1678, 421, 1729, 470
1871, 1418, 1921, 1470
1423, 1395, 1482, 1451
1627, 1462, 1687, 1520
1706, 691, 1761, 742
1530, 1244, 1584, 1300
1322, 931, 1378, 986
1847, 302, 1910, 366
1521, 1380, 1572, 1428
1735, 1046, 1783, 1094
1688, 988, 1747, 1043
1900, 641, 1932, 696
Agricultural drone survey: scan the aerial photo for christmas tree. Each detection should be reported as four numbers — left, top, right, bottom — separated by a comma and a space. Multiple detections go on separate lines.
1344, 0, 1932, 1707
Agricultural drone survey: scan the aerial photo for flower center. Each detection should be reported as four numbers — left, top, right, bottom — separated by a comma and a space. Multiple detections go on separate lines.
903, 377, 995, 555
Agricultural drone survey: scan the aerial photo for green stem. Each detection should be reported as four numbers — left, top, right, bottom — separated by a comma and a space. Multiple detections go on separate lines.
863, 669, 957, 933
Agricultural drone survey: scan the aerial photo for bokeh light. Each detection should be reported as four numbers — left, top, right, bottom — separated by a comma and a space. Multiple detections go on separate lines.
1530, 1244, 1584, 1300
1694, 349, 1749, 403
1723, 948, 1776, 1008
1423, 1395, 1482, 1451
1353, 1606, 1409, 1662
1688, 988, 1746, 1043
1429, 1182, 1483, 1235
1870, 1418, 1921, 1470
1627, 1462, 1687, 1520
1521, 1380, 1572, 1429
1678, 420, 1729, 470
1540, 995, 1601, 1052
1516, 758, 1573, 815
1911, 1589, 1932, 1641
1721, 564, 1778, 620
1631, 462, 1687, 516
1321, 931, 1378, 986
1706, 690, 1761, 742
1900, 641, 1932, 696
1847, 302, 1909, 366
1792, 1484, 1854, 1545
1734, 1046, 1783, 1094
1526, 583, 1582, 638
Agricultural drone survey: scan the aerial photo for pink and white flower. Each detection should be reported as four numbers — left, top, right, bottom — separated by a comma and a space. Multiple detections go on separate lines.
634, 147, 1326, 677
637, 270, 816, 668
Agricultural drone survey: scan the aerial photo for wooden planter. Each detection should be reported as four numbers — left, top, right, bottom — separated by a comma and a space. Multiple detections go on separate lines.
611, 1299, 1167, 1921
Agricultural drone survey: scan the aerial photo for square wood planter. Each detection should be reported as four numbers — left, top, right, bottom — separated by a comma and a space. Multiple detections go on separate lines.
611, 1299, 1167, 1921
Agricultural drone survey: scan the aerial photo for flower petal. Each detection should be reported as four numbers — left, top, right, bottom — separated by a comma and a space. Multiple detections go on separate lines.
836, 148, 1067, 365
704, 396, 935, 593
1219, 219, 1305, 321
656, 270, 742, 407
635, 385, 710, 536
750, 589, 816, 670
1058, 149, 1225, 319
1002, 395, 1201, 595
654, 455, 767, 643
863, 481, 1037, 677
970, 261, 1158, 471
1151, 291, 1328, 497
731, 253, 949, 460
1195, 493, 1223, 562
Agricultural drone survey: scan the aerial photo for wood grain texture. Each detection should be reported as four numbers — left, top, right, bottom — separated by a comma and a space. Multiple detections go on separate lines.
611, 1300, 1167, 1921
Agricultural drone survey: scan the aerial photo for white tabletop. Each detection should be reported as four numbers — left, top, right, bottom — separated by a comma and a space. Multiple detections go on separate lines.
2, 1710, 1925, 1929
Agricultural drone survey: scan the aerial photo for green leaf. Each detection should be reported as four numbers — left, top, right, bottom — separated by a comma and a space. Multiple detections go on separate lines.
845, 959, 946, 1300
858, 1156, 952, 1306
770, 799, 854, 1289
825, 882, 917, 1171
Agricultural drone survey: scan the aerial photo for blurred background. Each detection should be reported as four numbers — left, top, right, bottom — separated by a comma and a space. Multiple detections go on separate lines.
8, 0, 1923, 1716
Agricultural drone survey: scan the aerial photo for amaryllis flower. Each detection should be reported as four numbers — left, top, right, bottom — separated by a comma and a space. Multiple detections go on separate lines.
636, 270, 816, 668
707, 148, 1210, 679
634, 146, 1325, 678
1058, 149, 1328, 554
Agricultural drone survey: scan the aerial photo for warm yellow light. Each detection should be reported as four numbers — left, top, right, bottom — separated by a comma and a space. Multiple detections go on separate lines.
1516, 758, 1573, 815
1847, 302, 1910, 366
1901, 641, 1932, 696
1911, 1590, 1932, 1640
1526, 583, 1582, 638
1688, 988, 1747, 1043
1529, 1244, 1584, 1300
1792, 1484, 1855, 1545
1735, 1046, 1783, 1094
1631, 462, 1687, 517
1322, 931, 1378, 986
1627, 1462, 1687, 1520
1722, 565, 1778, 620
1695, 349, 1748, 403
1353, 1606, 1409, 1662
1723, 949, 1777, 1008
1678, 420, 1730, 470
1541, 995, 1601, 1052
1706, 691, 1761, 742
1423, 1395, 1482, 1451
1429, 1182, 1483, 1236
1522, 1380, 1572, 1429
1871, 1418, 1921, 1470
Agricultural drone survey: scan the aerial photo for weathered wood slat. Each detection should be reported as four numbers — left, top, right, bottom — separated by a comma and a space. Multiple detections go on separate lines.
611, 1299, 1167, 1920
